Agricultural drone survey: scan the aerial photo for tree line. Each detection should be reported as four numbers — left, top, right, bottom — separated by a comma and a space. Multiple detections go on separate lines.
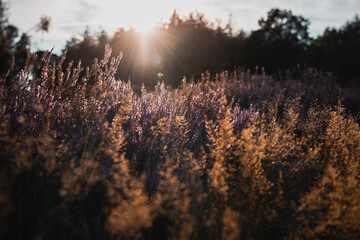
1, 2, 360, 88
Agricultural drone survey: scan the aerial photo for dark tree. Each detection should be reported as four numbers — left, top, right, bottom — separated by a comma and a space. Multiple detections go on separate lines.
0, 0, 30, 77
247, 9, 312, 77
308, 15, 360, 85
258, 9, 311, 46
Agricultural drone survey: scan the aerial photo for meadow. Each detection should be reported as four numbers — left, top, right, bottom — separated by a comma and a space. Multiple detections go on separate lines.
0, 45, 360, 239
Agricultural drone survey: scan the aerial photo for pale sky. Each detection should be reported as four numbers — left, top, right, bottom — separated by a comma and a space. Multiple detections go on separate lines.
4, 0, 360, 54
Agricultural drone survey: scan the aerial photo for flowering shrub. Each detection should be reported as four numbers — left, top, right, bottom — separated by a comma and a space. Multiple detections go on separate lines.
0, 45, 359, 239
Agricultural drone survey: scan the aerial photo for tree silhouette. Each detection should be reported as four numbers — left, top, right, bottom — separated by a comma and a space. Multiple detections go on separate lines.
247, 9, 311, 77
61, 11, 245, 89
0, 1, 31, 77
308, 15, 360, 85
258, 9, 311, 46
33, 7, 358, 88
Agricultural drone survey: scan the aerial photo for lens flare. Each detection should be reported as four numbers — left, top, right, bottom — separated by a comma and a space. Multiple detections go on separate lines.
157, 72, 164, 79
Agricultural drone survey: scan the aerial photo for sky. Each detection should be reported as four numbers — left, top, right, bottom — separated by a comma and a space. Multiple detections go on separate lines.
4, 0, 360, 54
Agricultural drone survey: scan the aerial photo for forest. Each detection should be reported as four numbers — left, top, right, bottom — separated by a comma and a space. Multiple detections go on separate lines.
1, 1, 360, 239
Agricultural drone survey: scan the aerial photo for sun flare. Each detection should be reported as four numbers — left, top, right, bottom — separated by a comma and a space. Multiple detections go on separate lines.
132, 21, 155, 34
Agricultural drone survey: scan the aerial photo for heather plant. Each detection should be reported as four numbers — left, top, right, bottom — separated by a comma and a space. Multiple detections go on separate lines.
0, 44, 359, 239
290, 104, 360, 239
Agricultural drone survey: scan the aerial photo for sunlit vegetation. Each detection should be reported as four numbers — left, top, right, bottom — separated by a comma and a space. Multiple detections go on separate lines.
0, 45, 359, 239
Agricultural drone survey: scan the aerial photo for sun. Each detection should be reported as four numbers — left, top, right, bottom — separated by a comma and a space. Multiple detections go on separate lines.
132, 21, 155, 34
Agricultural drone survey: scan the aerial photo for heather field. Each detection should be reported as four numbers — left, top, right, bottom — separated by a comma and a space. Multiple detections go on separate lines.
0, 46, 359, 239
